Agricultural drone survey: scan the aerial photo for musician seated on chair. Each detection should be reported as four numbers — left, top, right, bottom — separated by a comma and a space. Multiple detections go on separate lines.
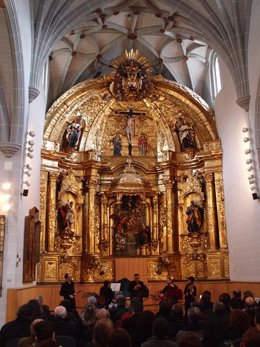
160, 277, 183, 305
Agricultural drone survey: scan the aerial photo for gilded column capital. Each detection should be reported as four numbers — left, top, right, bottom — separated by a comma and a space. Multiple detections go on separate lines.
204, 172, 213, 183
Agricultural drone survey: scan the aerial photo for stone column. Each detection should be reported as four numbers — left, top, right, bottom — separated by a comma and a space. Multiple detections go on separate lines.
47, 171, 58, 252
205, 173, 217, 250
165, 180, 174, 253
214, 172, 228, 249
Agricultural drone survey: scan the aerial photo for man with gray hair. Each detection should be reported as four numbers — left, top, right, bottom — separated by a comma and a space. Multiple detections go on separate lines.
52, 305, 80, 342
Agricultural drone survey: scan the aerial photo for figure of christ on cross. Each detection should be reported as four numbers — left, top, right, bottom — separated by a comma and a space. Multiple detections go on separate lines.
114, 109, 146, 156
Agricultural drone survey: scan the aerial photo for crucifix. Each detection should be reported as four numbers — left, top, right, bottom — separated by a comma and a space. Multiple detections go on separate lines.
114, 109, 146, 156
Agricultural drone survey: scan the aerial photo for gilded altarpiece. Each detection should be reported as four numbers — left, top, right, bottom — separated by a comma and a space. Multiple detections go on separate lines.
39, 51, 229, 283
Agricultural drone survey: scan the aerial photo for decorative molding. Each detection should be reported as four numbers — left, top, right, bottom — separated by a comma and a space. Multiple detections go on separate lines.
29, 87, 40, 103
236, 95, 250, 112
0, 142, 21, 157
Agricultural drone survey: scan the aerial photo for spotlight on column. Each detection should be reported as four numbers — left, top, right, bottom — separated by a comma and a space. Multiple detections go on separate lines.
242, 127, 249, 133
245, 149, 251, 154
243, 137, 250, 142
25, 164, 32, 170
246, 159, 253, 164
24, 171, 31, 177
27, 153, 34, 159
23, 181, 30, 187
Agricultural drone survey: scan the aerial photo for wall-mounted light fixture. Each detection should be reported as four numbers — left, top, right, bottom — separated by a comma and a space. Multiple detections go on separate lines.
242, 126, 260, 200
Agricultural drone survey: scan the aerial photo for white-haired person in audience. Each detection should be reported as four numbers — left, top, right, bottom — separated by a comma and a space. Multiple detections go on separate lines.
52, 305, 80, 343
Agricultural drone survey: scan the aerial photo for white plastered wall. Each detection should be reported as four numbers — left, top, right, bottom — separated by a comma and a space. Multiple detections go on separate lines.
214, 55, 260, 281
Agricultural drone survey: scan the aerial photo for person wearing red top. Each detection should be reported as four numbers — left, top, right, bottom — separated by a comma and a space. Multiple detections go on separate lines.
160, 277, 182, 305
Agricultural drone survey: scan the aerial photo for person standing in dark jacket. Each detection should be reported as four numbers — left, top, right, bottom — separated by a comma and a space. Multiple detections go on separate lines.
129, 274, 149, 303
60, 273, 76, 309
184, 276, 197, 316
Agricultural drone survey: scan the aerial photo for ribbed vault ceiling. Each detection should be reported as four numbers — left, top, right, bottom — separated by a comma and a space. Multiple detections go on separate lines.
48, 0, 219, 106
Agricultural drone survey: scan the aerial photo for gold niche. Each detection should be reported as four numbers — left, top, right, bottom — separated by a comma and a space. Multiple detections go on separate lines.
39, 51, 229, 283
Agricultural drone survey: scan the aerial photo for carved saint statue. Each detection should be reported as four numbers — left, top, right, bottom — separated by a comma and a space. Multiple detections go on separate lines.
61, 115, 84, 150
138, 133, 149, 155
57, 200, 75, 234
175, 119, 195, 150
186, 201, 203, 233
112, 133, 122, 156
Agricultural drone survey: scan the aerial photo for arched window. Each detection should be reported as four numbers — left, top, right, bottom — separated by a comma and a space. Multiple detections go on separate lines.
41, 60, 49, 97
210, 52, 222, 100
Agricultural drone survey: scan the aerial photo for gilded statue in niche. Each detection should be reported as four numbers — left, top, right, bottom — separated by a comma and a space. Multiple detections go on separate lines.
111, 133, 122, 156
60, 114, 85, 151
174, 118, 196, 150
186, 201, 204, 233
57, 200, 75, 235
138, 133, 150, 155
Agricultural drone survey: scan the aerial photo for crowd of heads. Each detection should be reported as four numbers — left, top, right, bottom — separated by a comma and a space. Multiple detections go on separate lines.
1, 285, 260, 347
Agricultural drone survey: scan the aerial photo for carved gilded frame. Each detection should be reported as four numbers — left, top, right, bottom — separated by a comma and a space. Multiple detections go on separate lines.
23, 207, 41, 283
0, 215, 5, 296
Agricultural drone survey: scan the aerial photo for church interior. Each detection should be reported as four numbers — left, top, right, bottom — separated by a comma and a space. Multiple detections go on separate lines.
0, 0, 260, 331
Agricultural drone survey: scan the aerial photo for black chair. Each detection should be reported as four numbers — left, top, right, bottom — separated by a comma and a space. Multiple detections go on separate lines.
5, 337, 20, 347
56, 335, 77, 347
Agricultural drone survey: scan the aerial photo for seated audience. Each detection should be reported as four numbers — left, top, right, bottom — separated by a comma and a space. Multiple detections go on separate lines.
240, 327, 260, 347
18, 318, 43, 347
0, 302, 39, 346
33, 320, 59, 347
79, 303, 97, 347
141, 317, 177, 347
230, 290, 244, 310
110, 295, 128, 326
176, 307, 203, 342
96, 308, 110, 320
155, 301, 172, 321
168, 303, 187, 339
86, 318, 114, 347
202, 301, 229, 347
244, 296, 257, 326
178, 332, 202, 347
218, 293, 231, 315
107, 328, 132, 347
51, 305, 79, 342
133, 311, 154, 347
255, 307, 260, 331
227, 309, 250, 346
198, 291, 213, 317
